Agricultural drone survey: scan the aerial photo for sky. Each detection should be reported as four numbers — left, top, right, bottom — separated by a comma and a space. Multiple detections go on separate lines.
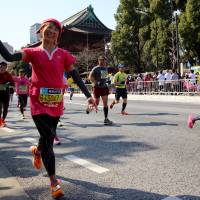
0, 0, 120, 50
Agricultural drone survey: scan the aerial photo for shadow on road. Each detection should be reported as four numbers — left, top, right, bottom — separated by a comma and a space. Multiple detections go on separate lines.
127, 112, 179, 116
121, 121, 178, 127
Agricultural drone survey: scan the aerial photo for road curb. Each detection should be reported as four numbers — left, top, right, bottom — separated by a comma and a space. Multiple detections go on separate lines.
64, 93, 200, 104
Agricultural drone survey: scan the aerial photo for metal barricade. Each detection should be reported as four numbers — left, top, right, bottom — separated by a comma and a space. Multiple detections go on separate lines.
128, 79, 199, 95
68, 79, 200, 96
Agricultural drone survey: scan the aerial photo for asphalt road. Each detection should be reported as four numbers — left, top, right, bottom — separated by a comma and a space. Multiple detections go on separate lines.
0, 94, 200, 200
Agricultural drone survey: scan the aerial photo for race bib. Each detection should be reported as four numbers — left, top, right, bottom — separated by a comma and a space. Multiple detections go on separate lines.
100, 70, 107, 79
0, 84, 6, 91
19, 85, 27, 92
39, 88, 63, 107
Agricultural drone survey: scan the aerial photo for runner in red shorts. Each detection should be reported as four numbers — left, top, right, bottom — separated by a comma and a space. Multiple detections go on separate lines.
89, 56, 113, 125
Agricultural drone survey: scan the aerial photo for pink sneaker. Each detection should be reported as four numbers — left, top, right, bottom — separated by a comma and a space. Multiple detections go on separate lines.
54, 136, 61, 145
188, 114, 195, 128
121, 111, 128, 115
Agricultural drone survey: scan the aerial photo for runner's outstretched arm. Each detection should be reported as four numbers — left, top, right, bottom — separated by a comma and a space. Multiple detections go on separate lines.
0, 40, 22, 61
69, 69, 97, 111
69, 69, 91, 98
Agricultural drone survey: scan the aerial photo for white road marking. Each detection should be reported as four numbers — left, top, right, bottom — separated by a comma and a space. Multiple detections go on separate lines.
24, 137, 109, 174
64, 155, 109, 174
65, 101, 103, 108
161, 197, 182, 200
0, 127, 15, 133
14, 155, 31, 160
24, 137, 37, 145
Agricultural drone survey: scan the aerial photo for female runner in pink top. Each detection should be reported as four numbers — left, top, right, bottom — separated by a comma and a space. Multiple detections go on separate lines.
13, 69, 29, 119
0, 18, 96, 199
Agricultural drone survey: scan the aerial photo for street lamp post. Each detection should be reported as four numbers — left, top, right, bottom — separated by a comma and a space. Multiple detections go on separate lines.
175, 13, 180, 71
154, 19, 158, 69
86, 32, 89, 72
171, 0, 175, 69
171, 0, 180, 71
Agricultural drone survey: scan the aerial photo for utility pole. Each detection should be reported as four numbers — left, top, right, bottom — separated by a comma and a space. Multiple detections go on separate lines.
86, 32, 89, 72
155, 19, 158, 69
175, 13, 180, 72
171, 0, 175, 69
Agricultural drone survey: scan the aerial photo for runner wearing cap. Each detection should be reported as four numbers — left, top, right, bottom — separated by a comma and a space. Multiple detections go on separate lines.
110, 64, 128, 115
13, 69, 29, 119
89, 55, 113, 125
0, 62, 14, 127
0, 18, 96, 199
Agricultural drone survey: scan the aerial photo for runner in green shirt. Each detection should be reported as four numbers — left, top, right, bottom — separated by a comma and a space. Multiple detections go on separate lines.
110, 64, 128, 115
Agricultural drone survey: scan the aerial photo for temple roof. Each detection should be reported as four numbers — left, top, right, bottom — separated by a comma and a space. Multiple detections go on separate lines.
62, 5, 112, 35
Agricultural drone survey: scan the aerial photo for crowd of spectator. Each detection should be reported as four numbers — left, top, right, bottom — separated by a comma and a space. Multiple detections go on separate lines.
125, 69, 200, 94
77, 69, 200, 95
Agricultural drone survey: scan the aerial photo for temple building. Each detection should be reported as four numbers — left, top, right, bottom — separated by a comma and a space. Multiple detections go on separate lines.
60, 5, 112, 54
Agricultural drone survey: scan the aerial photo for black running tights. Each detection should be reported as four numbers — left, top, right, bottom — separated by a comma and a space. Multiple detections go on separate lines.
32, 114, 59, 176
0, 91, 9, 120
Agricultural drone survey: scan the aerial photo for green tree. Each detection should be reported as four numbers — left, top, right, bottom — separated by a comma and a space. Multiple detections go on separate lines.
111, 0, 142, 73
179, 0, 200, 62
143, 0, 171, 69
174, 0, 187, 11
112, 0, 181, 72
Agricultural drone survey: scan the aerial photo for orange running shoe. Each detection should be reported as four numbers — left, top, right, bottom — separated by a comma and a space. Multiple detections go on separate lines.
1, 119, 6, 127
30, 146, 42, 169
51, 180, 64, 199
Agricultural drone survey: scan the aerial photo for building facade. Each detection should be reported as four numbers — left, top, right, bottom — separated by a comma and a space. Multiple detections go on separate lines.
30, 23, 41, 44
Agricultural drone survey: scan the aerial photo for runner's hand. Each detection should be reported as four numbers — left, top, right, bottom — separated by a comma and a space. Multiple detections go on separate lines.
87, 97, 98, 113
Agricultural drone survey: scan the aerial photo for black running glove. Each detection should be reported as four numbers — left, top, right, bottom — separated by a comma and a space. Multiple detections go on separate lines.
0, 40, 22, 61
69, 69, 91, 98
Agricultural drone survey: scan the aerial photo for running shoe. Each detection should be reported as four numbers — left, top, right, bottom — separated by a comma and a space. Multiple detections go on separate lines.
51, 179, 64, 199
57, 121, 63, 127
110, 103, 114, 109
121, 111, 128, 115
1, 119, 6, 127
86, 107, 90, 114
21, 114, 25, 119
30, 146, 42, 169
54, 136, 61, 145
188, 114, 195, 128
104, 118, 113, 125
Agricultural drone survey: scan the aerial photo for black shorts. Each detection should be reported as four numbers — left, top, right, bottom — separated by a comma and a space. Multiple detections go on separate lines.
9, 88, 14, 94
18, 94, 28, 107
0, 90, 10, 104
115, 88, 127, 100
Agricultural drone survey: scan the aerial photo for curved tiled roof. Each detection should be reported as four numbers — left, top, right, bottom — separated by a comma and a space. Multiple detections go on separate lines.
62, 5, 112, 34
